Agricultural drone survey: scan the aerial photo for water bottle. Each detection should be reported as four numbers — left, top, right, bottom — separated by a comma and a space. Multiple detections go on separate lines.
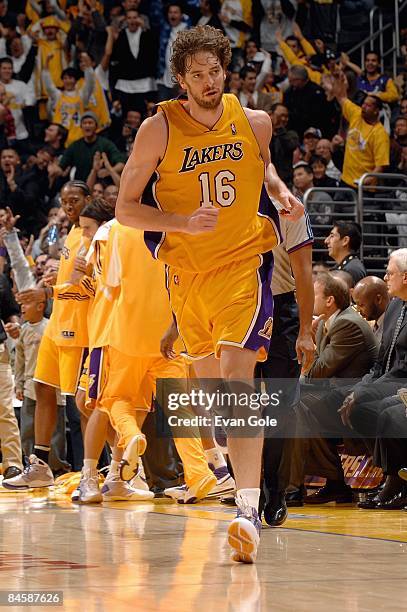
47, 224, 59, 246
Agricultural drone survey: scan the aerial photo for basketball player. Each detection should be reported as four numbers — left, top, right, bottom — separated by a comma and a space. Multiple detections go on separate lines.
115, 26, 304, 563
80, 221, 217, 504
4, 181, 92, 490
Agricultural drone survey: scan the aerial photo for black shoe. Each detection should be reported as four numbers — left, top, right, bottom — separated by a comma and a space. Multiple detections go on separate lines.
3, 466, 22, 480
358, 494, 382, 509
285, 486, 305, 507
262, 491, 288, 527
359, 491, 407, 510
304, 484, 353, 505
151, 486, 166, 498
220, 495, 236, 506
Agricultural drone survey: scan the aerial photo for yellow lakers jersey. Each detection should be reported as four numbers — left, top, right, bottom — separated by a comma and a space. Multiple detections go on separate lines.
45, 226, 90, 347
146, 93, 280, 272
104, 223, 175, 357
37, 39, 65, 97
49, 222, 118, 350
53, 91, 84, 147
87, 220, 118, 350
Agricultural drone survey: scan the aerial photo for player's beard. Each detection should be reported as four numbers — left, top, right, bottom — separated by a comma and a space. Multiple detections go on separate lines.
189, 86, 224, 110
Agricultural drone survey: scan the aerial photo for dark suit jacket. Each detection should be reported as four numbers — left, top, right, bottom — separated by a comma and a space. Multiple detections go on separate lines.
353, 297, 407, 403
307, 306, 379, 380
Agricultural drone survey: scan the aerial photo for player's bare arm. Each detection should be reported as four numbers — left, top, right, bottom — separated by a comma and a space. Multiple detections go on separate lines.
244, 107, 304, 221
115, 113, 219, 235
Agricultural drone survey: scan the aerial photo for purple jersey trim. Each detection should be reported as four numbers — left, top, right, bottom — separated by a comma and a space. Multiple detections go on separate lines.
88, 347, 103, 400
243, 250, 274, 353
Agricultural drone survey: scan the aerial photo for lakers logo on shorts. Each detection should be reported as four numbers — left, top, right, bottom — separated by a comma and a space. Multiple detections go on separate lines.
88, 373, 96, 391
258, 317, 273, 340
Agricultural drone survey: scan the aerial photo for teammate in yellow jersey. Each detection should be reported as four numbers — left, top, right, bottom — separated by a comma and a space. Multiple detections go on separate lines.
116, 26, 304, 564
52, 199, 154, 504
4, 181, 92, 492
76, 221, 217, 504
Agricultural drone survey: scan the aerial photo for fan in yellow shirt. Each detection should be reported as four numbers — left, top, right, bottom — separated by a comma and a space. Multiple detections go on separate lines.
43, 53, 96, 147
32, 17, 69, 97
332, 73, 390, 188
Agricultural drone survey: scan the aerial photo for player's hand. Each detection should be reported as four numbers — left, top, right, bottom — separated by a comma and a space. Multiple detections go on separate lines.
43, 271, 58, 286
15, 388, 24, 401
296, 331, 315, 371
4, 321, 20, 339
160, 321, 179, 360
16, 288, 46, 304
184, 206, 219, 235
338, 393, 355, 428
74, 255, 87, 274
277, 192, 304, 221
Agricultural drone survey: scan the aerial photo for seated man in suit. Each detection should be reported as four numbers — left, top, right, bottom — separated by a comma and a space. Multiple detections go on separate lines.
357, 395, 407, 510
297, 272, 379, 504
340, 249, 407, 441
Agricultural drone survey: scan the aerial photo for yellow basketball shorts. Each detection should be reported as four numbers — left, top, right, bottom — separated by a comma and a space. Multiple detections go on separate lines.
167, 253, 274, 361
34, 334, 88, 395
98, 347, 188, 414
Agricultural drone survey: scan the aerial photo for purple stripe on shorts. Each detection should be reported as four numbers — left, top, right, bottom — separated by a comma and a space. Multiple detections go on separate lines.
88, 347, 103, 400
244, 250, 274, 354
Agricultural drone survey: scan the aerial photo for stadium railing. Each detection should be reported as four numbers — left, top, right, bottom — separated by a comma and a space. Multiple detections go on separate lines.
303, 187, 358, 262
357, 172, 407, 276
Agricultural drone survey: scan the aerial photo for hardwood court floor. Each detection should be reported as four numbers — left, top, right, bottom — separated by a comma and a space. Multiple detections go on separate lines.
1, 487, 407, 611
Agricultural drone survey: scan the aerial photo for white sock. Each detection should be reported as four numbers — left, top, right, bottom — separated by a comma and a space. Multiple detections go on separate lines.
205, 448, 227, 470
83, 459, 98, 472
108, 459, 120, 477
238, 488, 260, 510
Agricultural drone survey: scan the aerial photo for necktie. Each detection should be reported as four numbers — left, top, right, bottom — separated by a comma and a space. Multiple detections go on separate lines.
385, 303, 406, 374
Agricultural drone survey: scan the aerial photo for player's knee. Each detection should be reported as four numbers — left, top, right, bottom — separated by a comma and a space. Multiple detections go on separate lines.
35, 380, 56, 400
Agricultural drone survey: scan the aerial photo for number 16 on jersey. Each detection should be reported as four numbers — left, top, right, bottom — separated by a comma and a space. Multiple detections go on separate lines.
198, 171, 236, 208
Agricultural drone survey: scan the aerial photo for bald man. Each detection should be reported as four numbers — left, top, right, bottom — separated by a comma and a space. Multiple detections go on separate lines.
353, 276, 390, 342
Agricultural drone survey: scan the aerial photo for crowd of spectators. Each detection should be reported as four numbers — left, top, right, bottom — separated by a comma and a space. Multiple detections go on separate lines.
0, 1, 404, 243
0, 1, 407, 506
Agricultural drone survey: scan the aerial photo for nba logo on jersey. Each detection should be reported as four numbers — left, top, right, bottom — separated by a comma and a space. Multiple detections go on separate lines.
258, 317, 273, 339
231, 123, 237, 135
